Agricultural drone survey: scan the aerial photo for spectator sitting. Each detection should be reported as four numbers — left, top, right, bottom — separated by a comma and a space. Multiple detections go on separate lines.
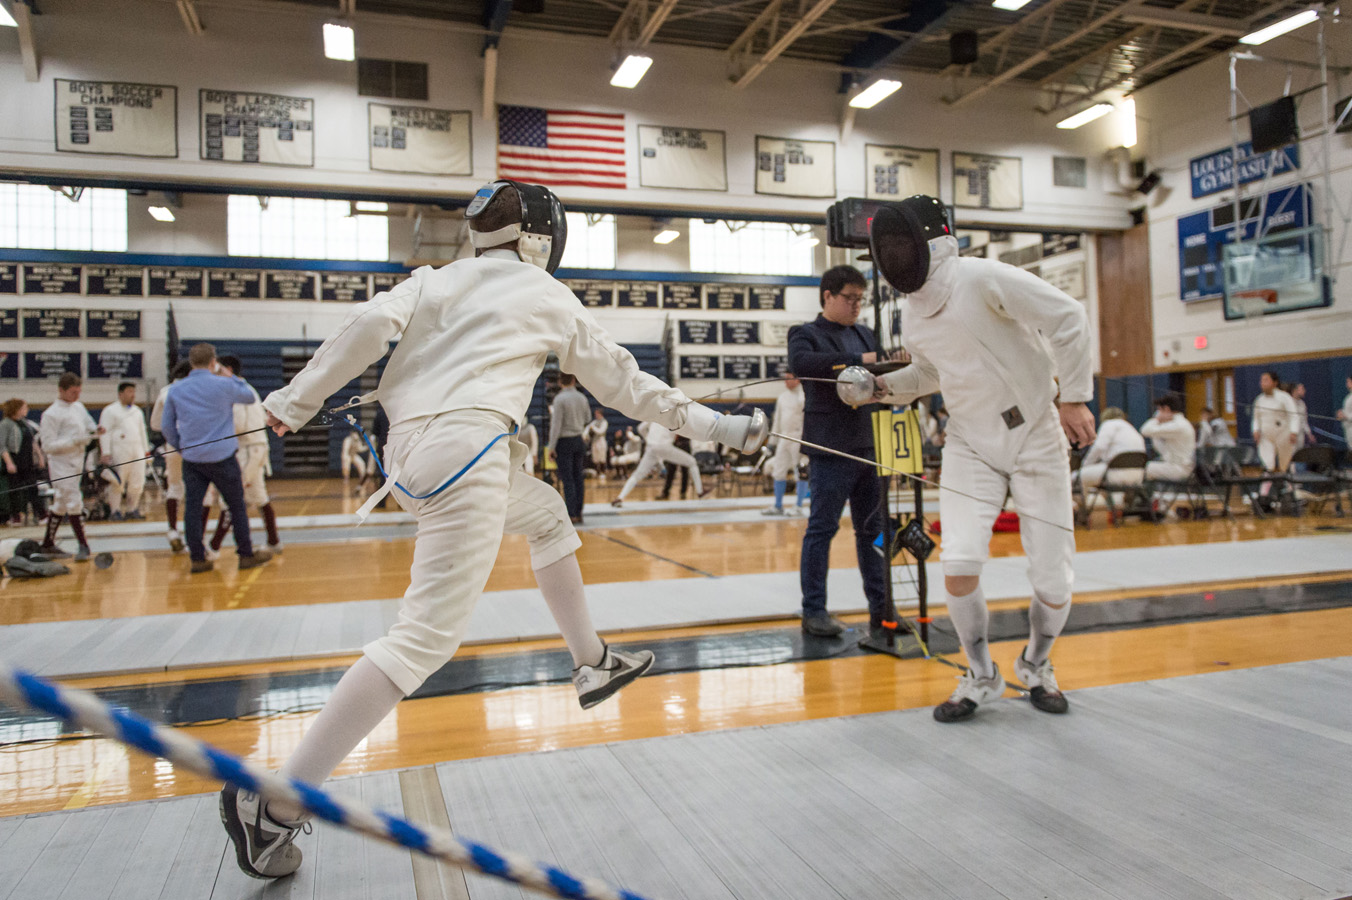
1196, 406, 1235, 449
1075, 407, 1145, 489
1141, 394, 1196, 481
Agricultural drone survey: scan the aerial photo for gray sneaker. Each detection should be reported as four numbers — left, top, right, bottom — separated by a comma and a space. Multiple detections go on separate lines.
73, 545, 91, 562
1014, 648, 1069, 714
933, 665, 1006, 722
760, 506, 785, 516
219, 782, 309, 879
573, 644, 655, 710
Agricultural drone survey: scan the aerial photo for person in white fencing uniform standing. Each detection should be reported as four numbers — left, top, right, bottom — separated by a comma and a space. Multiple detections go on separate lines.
863, 195, 1096, 722
583, 407, 609, 476
38, 372, 99, 561
222, 180, 767, 880
611, 420, 712, 506
1252, 371, 1299, 475
151, 360, 192, 552
1074, 407, 1145, 489
763, 372, 807, 516
98, 381, 150, 519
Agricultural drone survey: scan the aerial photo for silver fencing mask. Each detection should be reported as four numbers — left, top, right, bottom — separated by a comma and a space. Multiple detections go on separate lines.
868, 195, 952, 294
465, 180, 569, 274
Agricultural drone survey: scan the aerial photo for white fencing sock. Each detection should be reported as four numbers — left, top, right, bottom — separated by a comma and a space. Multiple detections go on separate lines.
1027, 593, 1072, 665
945, 586, 995, 679
270, 656, 405, 823
536, 554, 606, 668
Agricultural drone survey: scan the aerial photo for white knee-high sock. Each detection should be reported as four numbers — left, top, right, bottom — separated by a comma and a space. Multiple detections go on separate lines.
269, 656, 405, 823
536, 554, 606, 668
1027, 593, 1071, 665
946, 586, 995, 679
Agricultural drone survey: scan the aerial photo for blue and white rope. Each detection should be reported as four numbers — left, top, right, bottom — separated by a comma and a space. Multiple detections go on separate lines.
0, 663, 655, 900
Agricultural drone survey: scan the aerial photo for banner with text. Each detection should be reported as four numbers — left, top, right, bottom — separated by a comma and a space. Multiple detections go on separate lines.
952, 152, 1022, 210
637, 125, 728, 191
200, 90, 314, 166
1189, 141, 1301, 199
369, 104, 472, 176
865, 144, 940, 199
755, 136, 836, 198
55, 79, 178, 157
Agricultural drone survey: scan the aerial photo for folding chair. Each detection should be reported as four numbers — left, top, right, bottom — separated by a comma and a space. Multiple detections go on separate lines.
1077, 451, 1147, 527
1287, 446, 1344, 516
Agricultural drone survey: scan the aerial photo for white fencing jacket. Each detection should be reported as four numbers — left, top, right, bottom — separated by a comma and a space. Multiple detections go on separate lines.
1141, 415, 1196, 470
99, 403, 150, 459
265, 250, 722, 442
234, 385, 269, 450
772, 385, 805, 442
1082, 418, 1146, 468
878, 236, 1093, 471
1251, 390, 1298, 441
39, 400, 97, 472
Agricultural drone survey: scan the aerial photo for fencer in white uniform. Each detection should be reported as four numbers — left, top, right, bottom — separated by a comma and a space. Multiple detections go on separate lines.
1075, 408, 1145, 489
1251, 371, 1299, 473
762, 374, 807, 515
1339, 376, 1352, 448
151, 361, 191, 552
519, 419, 539, 474
98, 382, 150, 518
583, 408, 609, 475
222, 180, 767, 881
865, 195, 1096, 721
340, 430, 368, 481
38, 372, 98, 560
1139, 394, 1196, 482
613, 427, 642, 468
612, 420, 708, 505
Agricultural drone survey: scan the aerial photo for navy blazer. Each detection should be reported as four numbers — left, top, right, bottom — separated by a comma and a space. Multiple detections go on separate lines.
786, 314, 882, 455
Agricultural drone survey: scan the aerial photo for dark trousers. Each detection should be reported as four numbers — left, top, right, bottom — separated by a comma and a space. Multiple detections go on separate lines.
183, 456, 253, 561
555, 435, 587, 520
800, 451, 890, 623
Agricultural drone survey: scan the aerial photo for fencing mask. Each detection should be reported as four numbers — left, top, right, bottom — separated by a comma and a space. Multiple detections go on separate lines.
465, 180, 568, 274
868, 195, 953, 294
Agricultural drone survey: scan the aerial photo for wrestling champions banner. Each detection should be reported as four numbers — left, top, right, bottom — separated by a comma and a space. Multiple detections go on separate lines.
200, 89, 314, 166
637, 125, 728, 191
872, 408, 924, 477
755, 135, 836, 198
369, 104, 472, 176
865, 144, 939, 199
55, 79, 178, 157
952, 151, 1022, 210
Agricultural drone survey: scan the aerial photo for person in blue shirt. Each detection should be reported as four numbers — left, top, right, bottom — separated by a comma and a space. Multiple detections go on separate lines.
161, 343, 272, 574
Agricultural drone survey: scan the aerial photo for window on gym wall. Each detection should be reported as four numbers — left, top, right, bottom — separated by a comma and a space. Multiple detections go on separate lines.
0, 182, 128, 251
227, 195, 389, 261
688, 219, 815, 276
559, 212, 616, 269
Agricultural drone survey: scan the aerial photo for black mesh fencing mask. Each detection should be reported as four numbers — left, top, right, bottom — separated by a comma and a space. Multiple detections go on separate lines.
869, 195, 952, 293
465, 180, 569, 274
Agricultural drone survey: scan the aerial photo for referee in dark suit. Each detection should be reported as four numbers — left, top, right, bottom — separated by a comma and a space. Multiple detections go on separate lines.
787, 265, 892, 637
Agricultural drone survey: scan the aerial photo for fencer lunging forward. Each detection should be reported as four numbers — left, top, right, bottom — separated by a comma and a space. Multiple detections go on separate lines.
866, 195, 1096, 722
221, 180, 766, 880
611, 420, 711, 506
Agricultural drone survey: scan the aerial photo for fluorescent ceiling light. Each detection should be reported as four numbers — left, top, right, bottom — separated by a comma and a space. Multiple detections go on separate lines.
354, 201, 389, 212
1119, 98, 1137, 148
992, 0, 1033, 10
323, 22, 355, 61
148, 206, 176, 222
0, 4, 17, 27
1240, 9, 1319, 45
1057, 102, 1114, 129
610, 54, 652, 88
653, 229, 680, 244
849, 79, 902, 109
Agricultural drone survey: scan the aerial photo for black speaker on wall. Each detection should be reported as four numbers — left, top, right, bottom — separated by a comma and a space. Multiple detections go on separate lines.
950, 31, 979, 66
1249, 95, 1299, 153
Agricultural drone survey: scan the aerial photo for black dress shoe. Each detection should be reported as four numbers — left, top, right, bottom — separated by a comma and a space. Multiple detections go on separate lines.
801, 614, 846, 637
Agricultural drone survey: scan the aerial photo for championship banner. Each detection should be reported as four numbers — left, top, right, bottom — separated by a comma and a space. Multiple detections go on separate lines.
369, 104, 472, 176
200, 90, 314, 166
865, 145, 939, 199
755, 136, 836, 198
637, 125, 727, 192
952, 152, 1022, 210
872, 408, 923, 477
55, 79, 178, 158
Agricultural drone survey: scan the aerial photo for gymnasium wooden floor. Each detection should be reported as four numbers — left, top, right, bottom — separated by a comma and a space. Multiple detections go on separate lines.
1, 473, 1349, 825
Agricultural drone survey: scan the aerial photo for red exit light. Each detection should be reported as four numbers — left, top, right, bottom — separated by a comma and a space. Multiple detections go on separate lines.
1194, 335, 1208, 350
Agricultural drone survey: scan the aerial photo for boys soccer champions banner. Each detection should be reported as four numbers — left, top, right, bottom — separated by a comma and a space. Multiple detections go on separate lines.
55, 79, 178, 157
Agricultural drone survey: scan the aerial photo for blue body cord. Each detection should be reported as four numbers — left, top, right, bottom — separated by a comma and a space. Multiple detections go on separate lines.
346, 414, 518, 501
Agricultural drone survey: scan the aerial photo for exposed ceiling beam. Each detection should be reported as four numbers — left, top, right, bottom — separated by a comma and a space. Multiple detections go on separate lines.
947, 0, 1151, 108
1121, 9, 1246, 37
481, 0, 511, 50
1039, 30, 1218, 113
635, 0, 678, 45
730, 0, 840, 90
726, 0, 784, 61
175, 0, 204, 34
835, 0, 956, 94
14, 1, 39, 82
609, 0, 680, 48
939, 0, 1081, 78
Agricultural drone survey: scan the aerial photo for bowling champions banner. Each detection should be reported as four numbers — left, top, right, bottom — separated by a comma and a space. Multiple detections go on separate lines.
637, 125, 728, 191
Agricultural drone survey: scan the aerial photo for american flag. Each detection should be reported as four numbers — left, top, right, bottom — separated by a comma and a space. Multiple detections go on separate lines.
497, 105, 627, 190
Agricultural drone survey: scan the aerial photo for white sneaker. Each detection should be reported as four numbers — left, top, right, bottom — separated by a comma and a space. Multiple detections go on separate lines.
573, 644, 655, 710
219, 782, 309, 879
204, 546, 220, 562
1014, 649, 1069, 714
933, 665, 1005, 722
268, 542, 284, 555
761, 506, 785, 516
167, 529, 184, 553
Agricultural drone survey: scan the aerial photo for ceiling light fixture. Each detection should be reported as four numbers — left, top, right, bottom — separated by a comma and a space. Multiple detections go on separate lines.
849, 79, 903, 109
323, 22, 355, 61
610, 54, 653, 88
1057, 103, 1114, 129
148, 206, 176, 222
653, 229, 680, 244
0, 3, 17, 27
991, 0, 1033, 11
1240, 9, 1319, 45
1119, 98, 1138, 148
